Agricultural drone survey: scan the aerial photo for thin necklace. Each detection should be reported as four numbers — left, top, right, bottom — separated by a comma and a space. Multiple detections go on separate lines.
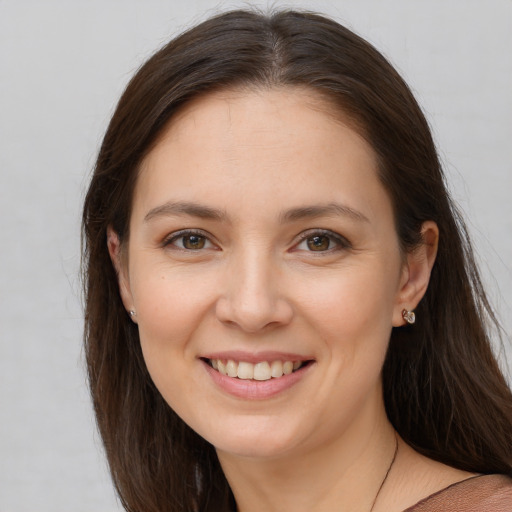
369, 433, 399, 512
233, 434, 400, 512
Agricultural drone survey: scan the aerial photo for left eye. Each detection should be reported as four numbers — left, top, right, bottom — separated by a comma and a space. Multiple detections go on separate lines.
295, 231, 349, 252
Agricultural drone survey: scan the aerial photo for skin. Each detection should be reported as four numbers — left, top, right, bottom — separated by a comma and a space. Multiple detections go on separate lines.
109, 87, 472, 511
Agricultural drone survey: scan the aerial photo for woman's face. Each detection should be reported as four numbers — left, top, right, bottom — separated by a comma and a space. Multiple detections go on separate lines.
115, 88, 414, 459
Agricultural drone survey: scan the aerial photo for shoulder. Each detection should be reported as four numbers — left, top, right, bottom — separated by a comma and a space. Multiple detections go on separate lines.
403, 474, 512, 512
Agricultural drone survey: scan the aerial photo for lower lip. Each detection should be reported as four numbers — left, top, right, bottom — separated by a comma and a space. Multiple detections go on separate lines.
202, 360, 313, 400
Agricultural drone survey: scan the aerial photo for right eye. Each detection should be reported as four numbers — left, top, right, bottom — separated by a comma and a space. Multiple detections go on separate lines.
164, 230, 215, 251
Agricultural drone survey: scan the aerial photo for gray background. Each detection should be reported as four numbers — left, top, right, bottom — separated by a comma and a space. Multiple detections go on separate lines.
1, 1, 511, 510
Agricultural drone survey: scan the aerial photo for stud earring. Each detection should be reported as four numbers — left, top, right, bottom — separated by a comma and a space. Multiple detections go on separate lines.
402, 309, 416, 325
129, 310, 136, 318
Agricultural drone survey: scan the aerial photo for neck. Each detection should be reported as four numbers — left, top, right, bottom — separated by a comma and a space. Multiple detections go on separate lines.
217, 406, 398, 512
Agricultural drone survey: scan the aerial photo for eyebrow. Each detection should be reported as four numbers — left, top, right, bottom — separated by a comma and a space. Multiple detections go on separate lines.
144, 201, 228, 222
144, 200, 369, 224
280, 203, 369, 223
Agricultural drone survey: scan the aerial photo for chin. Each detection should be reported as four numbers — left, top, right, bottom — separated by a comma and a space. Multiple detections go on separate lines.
200, 418, 304, 460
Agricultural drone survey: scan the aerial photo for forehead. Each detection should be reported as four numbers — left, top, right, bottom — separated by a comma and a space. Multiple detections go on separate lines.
153, 86, 366, 152
133, 87, 387, 223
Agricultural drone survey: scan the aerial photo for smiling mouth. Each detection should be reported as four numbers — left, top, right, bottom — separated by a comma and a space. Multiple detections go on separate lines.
203, 358, 312, 381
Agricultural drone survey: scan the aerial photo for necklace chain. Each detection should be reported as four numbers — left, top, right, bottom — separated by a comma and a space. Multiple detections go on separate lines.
369, 433, 399, 512
233, 434, 399, 512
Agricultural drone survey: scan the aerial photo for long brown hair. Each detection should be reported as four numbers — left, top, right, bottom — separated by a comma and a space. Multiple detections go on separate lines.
82, 9, 512, 512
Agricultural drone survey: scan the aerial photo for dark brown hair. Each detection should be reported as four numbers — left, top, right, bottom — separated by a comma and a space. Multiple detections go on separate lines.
82, 9, 512, 512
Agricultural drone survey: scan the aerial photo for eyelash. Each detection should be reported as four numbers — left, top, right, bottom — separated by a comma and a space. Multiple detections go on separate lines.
162, 228, 351, 253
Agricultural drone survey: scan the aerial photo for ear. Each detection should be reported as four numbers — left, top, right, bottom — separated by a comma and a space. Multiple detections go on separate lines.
107, 226, 136, 321
392, 221, 439, 326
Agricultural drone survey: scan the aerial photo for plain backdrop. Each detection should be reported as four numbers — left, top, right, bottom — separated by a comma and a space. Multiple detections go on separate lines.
1, 1, 511, 510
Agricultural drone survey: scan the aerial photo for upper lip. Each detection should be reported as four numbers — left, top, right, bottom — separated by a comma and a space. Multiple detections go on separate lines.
200, 351, 313, 364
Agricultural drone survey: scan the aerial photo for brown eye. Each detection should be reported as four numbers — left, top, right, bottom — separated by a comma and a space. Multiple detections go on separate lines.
295, 229, 351, 254
164, 230, 215, 251
306, 235, 331, 251
182, 235, 206, 250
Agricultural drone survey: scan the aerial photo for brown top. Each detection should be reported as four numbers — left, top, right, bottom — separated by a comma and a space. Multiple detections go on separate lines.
403, 474, 512, 511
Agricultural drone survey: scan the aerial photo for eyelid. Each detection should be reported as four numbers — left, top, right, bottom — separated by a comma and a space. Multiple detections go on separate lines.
292, 228, 352, 252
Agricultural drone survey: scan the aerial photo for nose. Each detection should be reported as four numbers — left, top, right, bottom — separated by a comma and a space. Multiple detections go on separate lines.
215, 248, 293, 333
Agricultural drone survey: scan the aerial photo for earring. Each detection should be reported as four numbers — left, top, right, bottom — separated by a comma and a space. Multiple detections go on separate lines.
402, 309, 415, 325
129, 310, 136, 319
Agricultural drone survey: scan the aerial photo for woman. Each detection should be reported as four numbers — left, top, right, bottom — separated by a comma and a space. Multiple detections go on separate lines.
82, 9, 512, 512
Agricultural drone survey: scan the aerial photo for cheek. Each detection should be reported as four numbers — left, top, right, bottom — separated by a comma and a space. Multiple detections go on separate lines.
296, 262, 399, 332
293, 261, 401, 392
131, 269, 215, 416
131, 266, 218, 363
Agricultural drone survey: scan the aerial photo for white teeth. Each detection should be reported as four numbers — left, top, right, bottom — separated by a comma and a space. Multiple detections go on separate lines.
226, 359, 238, 378
270, 360, 283, 378
253, 361, 271, 381
217, 360, 227, 376
282, 361, 293, 375
237, 361, 254, 380
210, 359, 304, 380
